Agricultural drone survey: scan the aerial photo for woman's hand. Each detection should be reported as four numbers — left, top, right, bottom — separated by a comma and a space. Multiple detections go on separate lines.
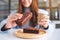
5, 13, 23, 28
39, 16, 49, 28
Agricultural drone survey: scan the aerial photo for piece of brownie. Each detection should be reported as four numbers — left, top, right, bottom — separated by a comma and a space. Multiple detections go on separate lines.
23, 28, 40, 34
16, 12, 32, 26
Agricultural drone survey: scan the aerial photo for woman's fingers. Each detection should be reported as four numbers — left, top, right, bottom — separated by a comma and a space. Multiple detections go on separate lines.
5, 13, 23, 28
39, 17, 49, 27
39, 21, 49, 27
13, 13, 23, 19
8, 13, 23, 22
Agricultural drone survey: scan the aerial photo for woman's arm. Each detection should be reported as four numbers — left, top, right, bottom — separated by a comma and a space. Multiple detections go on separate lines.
0, 10, 17, 31
0, 19, 8, 31
0, 13, 23, 31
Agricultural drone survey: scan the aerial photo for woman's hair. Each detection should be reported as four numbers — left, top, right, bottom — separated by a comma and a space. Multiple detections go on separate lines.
18, 0, 38, 27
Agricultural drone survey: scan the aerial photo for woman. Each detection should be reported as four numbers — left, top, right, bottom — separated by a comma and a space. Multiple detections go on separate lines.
0, 0, 49, 31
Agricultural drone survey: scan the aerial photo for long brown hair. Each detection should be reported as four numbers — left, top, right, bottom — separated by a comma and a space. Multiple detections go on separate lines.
18, 0, 38, 27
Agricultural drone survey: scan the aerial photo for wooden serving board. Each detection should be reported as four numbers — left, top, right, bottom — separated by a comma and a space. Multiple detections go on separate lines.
14, 29, 46, 39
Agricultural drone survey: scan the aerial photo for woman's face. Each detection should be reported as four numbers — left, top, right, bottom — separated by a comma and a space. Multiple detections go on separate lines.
21, 0, 32, 8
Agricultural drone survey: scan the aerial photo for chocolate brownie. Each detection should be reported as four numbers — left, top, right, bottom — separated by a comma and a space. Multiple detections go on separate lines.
16, 12, 32, 26
23, 28, 40, 34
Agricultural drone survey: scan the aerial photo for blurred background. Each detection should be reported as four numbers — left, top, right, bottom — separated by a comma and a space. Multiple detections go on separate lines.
0, 0, 9, 22
0, 0, 60, 28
